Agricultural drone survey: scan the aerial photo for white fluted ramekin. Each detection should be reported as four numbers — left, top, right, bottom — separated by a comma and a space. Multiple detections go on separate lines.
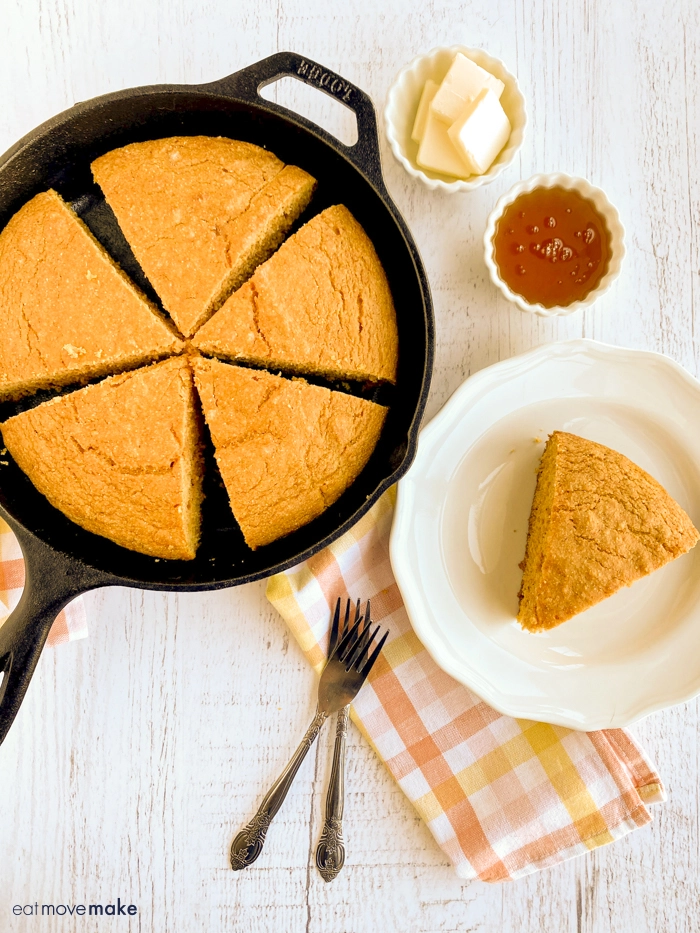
483, 173, 626, 316
384, 45, 527, 192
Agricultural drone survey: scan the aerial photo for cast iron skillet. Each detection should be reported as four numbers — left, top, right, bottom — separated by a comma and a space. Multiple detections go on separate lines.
0, 52, 433, 746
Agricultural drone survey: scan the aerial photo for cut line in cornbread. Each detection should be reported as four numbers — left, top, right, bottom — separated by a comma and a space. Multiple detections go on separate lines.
192, 357, 387, 549
91, 136, 317, 338
0, 190, 183, 402
1, 356, 203, 560
517, 431, 699, 630
192, 204, 398, 384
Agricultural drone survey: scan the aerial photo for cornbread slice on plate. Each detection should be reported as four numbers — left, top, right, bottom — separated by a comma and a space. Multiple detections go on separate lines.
192, 357, 387, 548
1, 357, 203, 560
0, 190, 183, 402
193, 205, 399, 384
91, 136, 316, 338
518, 431, 700, 631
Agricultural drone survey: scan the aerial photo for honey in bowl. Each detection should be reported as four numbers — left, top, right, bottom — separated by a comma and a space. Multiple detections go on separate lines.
492, 186, 612, 308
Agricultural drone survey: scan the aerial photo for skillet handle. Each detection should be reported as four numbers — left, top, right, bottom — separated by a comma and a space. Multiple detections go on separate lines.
0, 524, 108, 747
205, 52, 385, 191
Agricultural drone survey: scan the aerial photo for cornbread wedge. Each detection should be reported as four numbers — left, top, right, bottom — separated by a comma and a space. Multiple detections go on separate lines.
518, 431, 699, 630
1, 357, 203, 560
91, 136, 316, 337
192, 205, 399, 384
0, 190, 183, 402
192, 357, 387, 548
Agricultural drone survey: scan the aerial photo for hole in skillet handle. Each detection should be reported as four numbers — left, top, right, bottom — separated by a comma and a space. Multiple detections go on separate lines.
202, 52, 385, 192
260, 77, 358, 147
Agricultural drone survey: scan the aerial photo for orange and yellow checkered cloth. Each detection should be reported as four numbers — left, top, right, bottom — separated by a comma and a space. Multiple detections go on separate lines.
267, 489, 665, 882
0, 516, 87, 646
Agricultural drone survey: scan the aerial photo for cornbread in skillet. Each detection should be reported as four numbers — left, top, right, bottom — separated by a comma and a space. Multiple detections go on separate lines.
91, 136, 317, 337
192, 357, 387, 548
517, 431, 699, 630
1, 357, 203, 560
193, 205, 399, 384
0, 190, 183, 402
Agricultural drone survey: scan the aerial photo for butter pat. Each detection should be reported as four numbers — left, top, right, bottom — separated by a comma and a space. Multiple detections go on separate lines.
411, 80, 439, 143
430, 53, 505, 125
447, 88, 511, 175
416, 108, 472, 178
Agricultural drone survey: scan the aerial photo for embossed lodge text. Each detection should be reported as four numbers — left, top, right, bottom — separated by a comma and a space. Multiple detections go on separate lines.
296, 59, 355, 102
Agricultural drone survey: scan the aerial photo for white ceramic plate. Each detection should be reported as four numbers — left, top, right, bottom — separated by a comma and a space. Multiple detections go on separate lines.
390, 339, 700, 730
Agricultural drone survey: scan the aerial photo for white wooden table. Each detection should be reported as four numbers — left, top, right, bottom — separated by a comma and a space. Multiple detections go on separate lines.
1, 1, 698, 930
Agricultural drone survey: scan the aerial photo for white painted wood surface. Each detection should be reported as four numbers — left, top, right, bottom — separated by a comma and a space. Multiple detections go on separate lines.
1, 0, 699, 929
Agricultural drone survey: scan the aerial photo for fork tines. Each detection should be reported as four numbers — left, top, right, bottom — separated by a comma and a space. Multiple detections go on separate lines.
328, 597, 363, 660
332, 599, 387, 677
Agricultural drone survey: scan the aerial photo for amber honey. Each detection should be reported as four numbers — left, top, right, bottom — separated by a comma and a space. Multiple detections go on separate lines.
492, 186, 612, 308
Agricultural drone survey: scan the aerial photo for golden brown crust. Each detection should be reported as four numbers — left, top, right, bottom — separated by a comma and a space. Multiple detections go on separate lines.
1, 357, 203, 559
192, 357, 387, 548
91, 137, 316, 337
201, 164, 317, 323
517, 431, 700, 630
0, 190, 183, 401
192, 204, 399, 384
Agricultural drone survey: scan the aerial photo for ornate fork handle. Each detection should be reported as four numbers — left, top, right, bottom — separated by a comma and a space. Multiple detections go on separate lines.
315, 704, 348, 881
230, 709, 328, 870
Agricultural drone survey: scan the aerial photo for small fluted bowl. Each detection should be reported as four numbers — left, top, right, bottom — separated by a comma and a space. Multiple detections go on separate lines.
384, 45, 527, 192
483, 172, 626, 316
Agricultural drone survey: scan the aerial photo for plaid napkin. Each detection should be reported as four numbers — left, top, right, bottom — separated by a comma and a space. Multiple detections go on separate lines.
267, 488, 665, 882
0, 516, 87, 646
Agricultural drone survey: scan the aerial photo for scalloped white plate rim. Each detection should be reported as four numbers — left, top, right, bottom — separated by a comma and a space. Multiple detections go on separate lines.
390, 338, 700, 730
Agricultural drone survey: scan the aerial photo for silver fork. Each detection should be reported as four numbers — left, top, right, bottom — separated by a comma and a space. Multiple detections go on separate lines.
230, 603, 387, 870
315, 597, 367, 882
